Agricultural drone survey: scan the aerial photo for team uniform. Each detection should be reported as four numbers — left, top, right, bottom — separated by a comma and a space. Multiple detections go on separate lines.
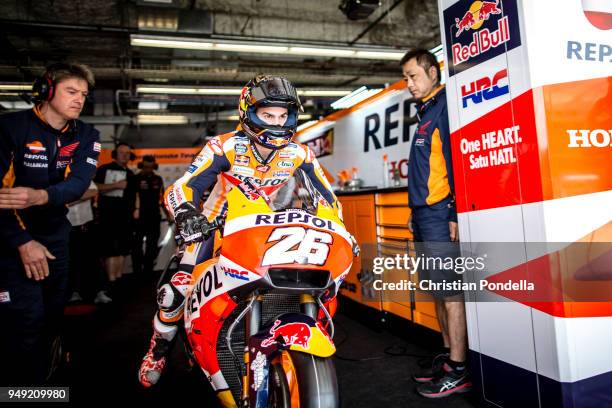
0, 105, 100, 384
407, 85, 462, 300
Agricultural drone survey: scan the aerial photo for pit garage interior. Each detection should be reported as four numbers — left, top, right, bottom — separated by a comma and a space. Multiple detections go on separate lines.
2, 0, 610, 407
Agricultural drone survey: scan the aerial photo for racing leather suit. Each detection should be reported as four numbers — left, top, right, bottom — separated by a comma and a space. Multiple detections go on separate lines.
140, 130, 341, 386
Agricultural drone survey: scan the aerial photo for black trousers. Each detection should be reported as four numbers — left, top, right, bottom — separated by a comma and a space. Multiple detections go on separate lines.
0, 235, 69, 385
132, 218, 161, 275
69, 223, 107, 298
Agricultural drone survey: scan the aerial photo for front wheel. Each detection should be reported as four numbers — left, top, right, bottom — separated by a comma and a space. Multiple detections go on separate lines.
271, 351, 339, 408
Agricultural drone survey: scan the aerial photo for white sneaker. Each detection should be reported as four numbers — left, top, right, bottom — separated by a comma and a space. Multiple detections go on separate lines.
69, 292, 83, 303
94, 290, 113, 305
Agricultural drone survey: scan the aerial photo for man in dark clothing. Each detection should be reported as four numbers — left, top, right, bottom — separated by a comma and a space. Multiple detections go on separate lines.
401, 49, 470, 398
94, 143, 136, 285
132, 155, 165, 275
0, 63, 99, 385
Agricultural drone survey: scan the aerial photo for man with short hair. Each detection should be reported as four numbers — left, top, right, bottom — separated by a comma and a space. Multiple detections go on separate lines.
132, 155, 165, 275
94, 142, 136, 292
0, 63, 99, 384
400, 48, 471, 397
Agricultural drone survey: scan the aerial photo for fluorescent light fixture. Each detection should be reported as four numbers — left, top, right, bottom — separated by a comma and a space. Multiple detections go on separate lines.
330, 86, 383, 110
138, 101, 168, 110
137, 85, 353, 98
288, 47, 355, 57
137, 85, 242, 95
130, 34, 406, 60
0, 101, 33, 110
214, 43, 288, 53
355, 50, 405, 60
131, 37, 214, 50
137, 114, 188, 125
299, 90, 352, 97
297, 120, 318, 132
0, 83, 32, 91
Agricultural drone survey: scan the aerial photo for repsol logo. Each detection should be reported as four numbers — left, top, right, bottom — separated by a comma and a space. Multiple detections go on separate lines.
567, 129, 612, 148
363, 100, 417, 152
233, 174, 286, 186
193, 266, 223, 303
255, 211, 336, 231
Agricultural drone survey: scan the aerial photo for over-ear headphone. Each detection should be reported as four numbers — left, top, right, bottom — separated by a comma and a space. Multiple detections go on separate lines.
31, 63, 71, 103
137, 155, 158, 170
112, 142, 136, 161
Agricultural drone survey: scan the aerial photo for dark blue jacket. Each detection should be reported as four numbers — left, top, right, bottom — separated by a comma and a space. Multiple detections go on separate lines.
407, 86, 457, 221
0, 107, 100, 249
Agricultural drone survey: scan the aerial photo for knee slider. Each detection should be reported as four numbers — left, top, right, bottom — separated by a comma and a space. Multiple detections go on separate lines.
157, 283, 185, 312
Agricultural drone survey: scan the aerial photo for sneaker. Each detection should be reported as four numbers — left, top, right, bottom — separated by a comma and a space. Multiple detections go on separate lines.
69, 292, 83, 303
416, 364, 472, 398
94, 290, 113, 305
139, 336, 172, 388
412, 353, 448, 383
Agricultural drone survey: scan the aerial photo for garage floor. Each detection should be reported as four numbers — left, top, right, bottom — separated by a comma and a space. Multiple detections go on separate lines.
58, 274, 478, 408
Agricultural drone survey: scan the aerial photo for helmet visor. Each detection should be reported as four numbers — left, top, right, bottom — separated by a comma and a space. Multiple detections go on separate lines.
251, 77, 302, 111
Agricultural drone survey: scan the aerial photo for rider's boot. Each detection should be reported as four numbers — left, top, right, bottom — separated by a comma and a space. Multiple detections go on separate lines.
139, 314, 178, 387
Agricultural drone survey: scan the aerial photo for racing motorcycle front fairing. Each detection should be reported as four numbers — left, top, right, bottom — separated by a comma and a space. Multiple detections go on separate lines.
183, 170, 353, 406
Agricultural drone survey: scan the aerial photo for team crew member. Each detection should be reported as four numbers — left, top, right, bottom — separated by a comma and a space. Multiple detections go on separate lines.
94, 143, 136, 287
139, 75, 341, 387
0, 63, 99, 385
401, 48, 470, 397
132, 155, 165, 275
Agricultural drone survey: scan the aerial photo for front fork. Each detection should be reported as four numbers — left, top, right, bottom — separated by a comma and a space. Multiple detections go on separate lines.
240, 294, 333, 407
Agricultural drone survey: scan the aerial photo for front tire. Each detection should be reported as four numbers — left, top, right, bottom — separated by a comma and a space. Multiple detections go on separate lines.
282, 351, 339, 408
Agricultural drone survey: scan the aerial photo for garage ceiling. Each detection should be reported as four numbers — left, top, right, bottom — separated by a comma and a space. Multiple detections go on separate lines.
0, 0, 440, 145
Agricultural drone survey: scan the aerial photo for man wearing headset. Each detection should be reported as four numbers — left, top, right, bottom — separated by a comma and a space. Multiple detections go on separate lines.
0, 63, 99, 384
132, 155, 165, 276
139, 75, 342, 387
94, 142, 137, 294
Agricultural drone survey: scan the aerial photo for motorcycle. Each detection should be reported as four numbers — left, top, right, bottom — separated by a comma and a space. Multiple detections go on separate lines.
166, 169, 356, 407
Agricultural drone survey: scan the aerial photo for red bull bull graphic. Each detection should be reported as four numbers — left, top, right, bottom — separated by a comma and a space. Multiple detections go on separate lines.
261, 319, 312, 348
443, 0, 521, 76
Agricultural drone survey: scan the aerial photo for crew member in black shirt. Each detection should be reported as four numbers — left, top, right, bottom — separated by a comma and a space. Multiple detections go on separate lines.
132, 155, 165, 275
94, 143, 136, 285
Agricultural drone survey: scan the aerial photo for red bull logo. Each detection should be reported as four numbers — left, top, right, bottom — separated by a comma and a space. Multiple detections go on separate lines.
453, 13, 510, 65
455, 0, 502, 37
261, 319, 312, 348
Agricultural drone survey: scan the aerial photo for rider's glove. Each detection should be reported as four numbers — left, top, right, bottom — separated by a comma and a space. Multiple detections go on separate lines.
174, 202, 211, 244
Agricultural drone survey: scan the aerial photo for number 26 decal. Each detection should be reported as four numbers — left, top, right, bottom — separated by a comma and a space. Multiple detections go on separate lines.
262, 227, 332, 266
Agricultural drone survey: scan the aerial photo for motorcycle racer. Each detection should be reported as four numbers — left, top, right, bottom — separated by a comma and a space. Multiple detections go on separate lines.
139, 75, 342, 388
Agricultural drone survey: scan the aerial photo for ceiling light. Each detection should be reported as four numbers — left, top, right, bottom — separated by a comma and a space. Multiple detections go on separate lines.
297, 120, 318, 132
137, 85, 242, 95
288, 47, 356, 57
137, 85, 353, 97
0, 101, 33, 110
298, 90, 352, 97
130, 34, 407, 60
131, 37, 213, 50
0, 84, 32, 91
214, 43, 288, 53
137, 114, 188, 125
354, 50, 406, 60
330, 86, 383, 110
